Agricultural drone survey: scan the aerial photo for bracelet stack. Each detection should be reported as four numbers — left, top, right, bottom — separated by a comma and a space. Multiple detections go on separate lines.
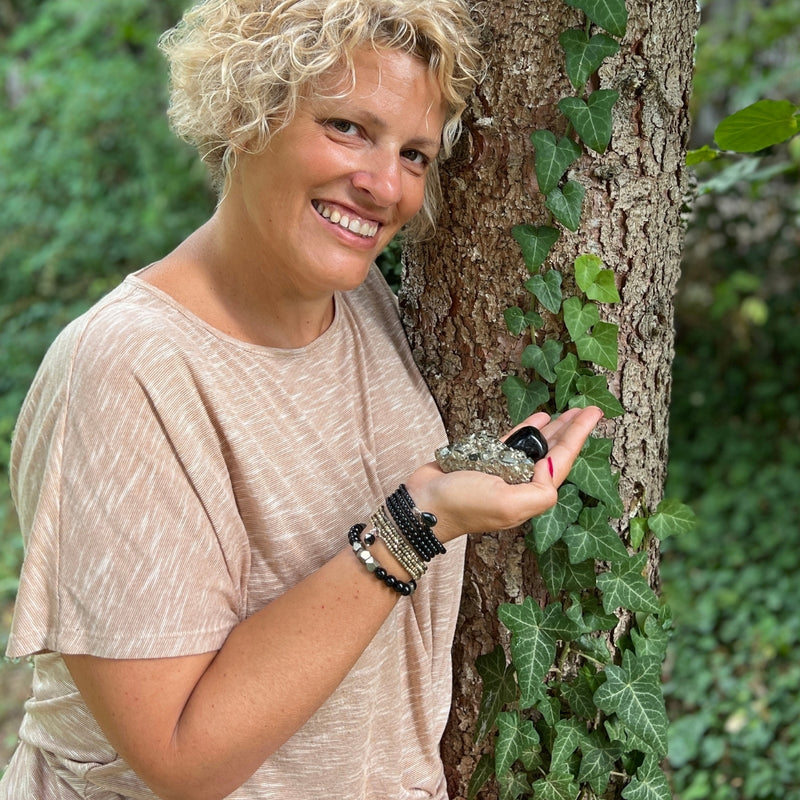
347, 485, 443, 597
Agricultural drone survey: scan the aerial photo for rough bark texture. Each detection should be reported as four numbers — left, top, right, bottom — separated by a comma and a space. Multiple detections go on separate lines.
398, 1, 698, 798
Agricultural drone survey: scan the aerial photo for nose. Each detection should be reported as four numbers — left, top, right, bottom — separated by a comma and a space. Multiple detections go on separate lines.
351, 148, 404, 207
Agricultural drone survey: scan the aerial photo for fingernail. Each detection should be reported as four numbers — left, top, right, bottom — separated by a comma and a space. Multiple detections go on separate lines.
547, 457, 554, 478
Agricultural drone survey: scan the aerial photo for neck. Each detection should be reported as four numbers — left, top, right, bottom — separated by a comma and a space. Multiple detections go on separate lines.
144, 216, 337, 349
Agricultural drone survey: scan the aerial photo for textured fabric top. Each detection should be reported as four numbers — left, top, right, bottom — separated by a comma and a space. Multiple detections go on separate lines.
2, 265, 465, 799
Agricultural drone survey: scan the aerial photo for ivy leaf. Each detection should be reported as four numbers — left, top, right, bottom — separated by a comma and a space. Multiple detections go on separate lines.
568, 592, 618, 634
594, 650, 669, 757
574, 253, 602, 290
525, 269, 563, 314
527, 483, 583, 553
467, 753, 495, 800
499, 598, 580, 708
513, 224, 561, 270
551, 718, 583, 769
558, 90, 619, 153
499, 768, 532, 800
560, 28, 620, 89
714, 98, 800, 153
502, 376, 550, 425
596, 552, 660, 614
575, 254, 621, 303
531, 770, 581, 800
629, 516, 648, 549
564, 0, 628, 38
563, 556, 598, 591
496, 711, 525, 776
562, 668, 601, 720
504, 305, 544, 335
537, 695, 561, 728
517, 716, 542, 771
563, 504, 629, 563
521, 339, 563, 382
563, 296, 600, 340
574, 633, 614, 665
575, 320, 619, 371
475, 644, 518, 743
568, 437, 623, 515
622, 754, 672, 800
531, 130, 583, 194
545, 180, 585, 231
631, 613, 671, 662
539, 540, 568, 594
561, 676, 598, 721
586, 269, 619, 302
554, 353, 582, 410
570, 374, 625, 418
540, 541, 596, 595
647, 498, 696, 540
579, 730, 621, 794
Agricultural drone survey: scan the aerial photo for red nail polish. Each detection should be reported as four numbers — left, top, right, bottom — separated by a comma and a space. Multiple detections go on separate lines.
547, 457, 554, 477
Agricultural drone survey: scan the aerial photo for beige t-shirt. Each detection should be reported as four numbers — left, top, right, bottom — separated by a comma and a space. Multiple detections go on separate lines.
3, 265, 466, 799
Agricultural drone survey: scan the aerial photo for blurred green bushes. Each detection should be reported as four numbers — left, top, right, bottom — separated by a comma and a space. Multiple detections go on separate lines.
0, 0, 214, 571
662, 0, 800, 796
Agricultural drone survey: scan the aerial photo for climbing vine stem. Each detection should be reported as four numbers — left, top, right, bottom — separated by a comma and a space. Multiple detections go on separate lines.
469, 2, 695, 798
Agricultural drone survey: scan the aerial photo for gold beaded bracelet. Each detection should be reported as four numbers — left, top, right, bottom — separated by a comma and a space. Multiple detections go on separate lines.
370, 506, 427, 581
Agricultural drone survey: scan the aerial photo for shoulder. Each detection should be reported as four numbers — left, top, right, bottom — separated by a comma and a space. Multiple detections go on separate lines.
50, 277, 211, 394
14, 278, 210, 447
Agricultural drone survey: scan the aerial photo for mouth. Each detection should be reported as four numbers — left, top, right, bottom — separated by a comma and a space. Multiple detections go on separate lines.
312, 200, 380, 239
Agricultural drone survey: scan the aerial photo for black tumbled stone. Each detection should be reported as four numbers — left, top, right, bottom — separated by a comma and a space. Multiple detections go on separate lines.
505, 425, 549, 461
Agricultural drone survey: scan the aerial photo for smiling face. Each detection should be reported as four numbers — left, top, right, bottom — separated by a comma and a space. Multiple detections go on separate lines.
221, 46, 445, 305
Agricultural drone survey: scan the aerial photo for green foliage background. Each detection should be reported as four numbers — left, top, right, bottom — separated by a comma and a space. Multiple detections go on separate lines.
661, 0, 800, 797
0, 0, 214, 563
0, 0, 799, 795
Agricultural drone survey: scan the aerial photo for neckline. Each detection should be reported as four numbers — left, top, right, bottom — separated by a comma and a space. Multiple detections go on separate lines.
125, 270, 342, 357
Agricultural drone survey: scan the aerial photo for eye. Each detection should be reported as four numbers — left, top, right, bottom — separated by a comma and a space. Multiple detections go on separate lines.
326, 118, 359, 135
401, 149, 432, 170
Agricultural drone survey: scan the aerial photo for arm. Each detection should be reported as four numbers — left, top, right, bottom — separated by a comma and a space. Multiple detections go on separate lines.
64, 405, 603, 800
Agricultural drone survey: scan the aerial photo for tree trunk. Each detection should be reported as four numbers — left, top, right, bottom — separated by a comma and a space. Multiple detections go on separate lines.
399, 1, 698, 797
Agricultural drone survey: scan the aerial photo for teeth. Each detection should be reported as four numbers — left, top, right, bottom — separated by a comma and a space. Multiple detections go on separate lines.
313, 201, 378, 238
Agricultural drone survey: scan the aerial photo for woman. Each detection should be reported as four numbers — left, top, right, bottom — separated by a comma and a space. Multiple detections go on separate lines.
1, 1, 603, 798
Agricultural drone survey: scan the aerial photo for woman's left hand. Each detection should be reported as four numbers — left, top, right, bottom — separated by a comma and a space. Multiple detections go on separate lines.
403, 405, 604, 543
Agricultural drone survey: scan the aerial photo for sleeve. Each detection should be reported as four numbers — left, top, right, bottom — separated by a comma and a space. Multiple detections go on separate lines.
7, 311, 248, 660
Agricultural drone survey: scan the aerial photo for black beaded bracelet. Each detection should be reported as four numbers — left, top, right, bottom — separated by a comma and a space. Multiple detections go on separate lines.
347, 523, 417, 597
396, 485, 446, 556
385, 496, 437, 561
386, 488, 446, 560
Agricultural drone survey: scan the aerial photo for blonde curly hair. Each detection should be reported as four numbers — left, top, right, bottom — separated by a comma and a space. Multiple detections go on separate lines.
159, 0, 484, 239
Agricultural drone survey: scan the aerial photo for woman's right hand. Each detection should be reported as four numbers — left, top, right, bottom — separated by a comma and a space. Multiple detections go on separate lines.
403, 405, 603, 544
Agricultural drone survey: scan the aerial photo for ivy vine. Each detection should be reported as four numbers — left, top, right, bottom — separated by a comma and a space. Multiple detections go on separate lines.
469, 2, 695, 799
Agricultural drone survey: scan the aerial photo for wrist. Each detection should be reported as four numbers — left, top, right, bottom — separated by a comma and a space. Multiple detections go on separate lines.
403, 470, 460, 544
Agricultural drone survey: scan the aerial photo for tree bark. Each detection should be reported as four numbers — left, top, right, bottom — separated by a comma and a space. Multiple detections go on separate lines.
399, 1, 698, 797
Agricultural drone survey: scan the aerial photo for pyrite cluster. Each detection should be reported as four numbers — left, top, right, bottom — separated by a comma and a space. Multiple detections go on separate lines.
435, 432, 537, 485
